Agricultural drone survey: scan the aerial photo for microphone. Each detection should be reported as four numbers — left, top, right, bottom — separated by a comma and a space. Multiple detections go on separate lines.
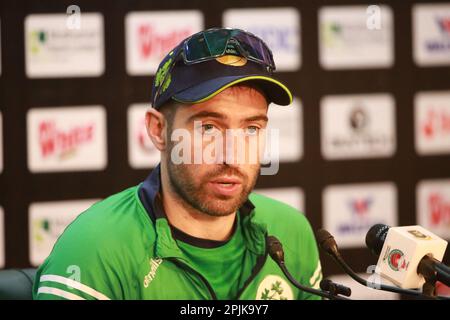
316, 229, 447, 299
266, 235, 351, 300
320, 279, 352, 297
366, 224, 450, 291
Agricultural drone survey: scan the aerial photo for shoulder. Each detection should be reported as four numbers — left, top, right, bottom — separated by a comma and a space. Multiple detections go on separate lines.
50, 185, 155, 262
248, 192, 311, 233
248, 192, 318, 258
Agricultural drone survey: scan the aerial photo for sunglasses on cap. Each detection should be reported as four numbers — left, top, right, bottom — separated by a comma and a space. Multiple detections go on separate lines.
152, 28, 276, 107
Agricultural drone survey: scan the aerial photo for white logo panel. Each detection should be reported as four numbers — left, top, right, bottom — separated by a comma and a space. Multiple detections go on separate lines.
415, 91, 450, 155
27, 106, 107, 172
321, 94, 396, 160
417, 179, 450, 240
223, 7, 301, 71
29, 199, 100, 266
413, 4, 450, 66
267, 98, 303, 162
126, 11, 204, 75
323, 182, 398, 248
25, 13, 104, 78
319, 5, 394, 69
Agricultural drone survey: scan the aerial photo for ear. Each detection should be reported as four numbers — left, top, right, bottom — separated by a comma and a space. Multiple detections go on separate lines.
145, 108, 167, 151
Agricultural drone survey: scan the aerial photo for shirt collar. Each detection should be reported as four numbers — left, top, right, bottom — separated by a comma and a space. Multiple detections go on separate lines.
138, 163, 267, 257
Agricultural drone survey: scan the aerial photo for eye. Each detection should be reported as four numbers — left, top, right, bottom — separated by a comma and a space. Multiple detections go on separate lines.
245, 126, 260, 136
202, 123, 219, 135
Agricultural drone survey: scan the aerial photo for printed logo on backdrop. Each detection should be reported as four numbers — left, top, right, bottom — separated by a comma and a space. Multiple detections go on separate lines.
29, 199, 99, 266
266, 98, 302, 162
0, 206, 4, 269
128, 104, 160, 169
413, 4, 450, 66
417, 179, 450, 240
321, 94, 396, 160
323, 183, 398, 248
415, 91, 450, 156
27, 106, 107, 173
255, 187, 304, 214
24, 13, 104, 78
319, 5, 394, 69
223, 7, 301, 71
125, 11, 204, 75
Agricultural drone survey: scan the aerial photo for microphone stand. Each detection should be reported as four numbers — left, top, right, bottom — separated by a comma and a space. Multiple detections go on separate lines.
266, 235, 351, 300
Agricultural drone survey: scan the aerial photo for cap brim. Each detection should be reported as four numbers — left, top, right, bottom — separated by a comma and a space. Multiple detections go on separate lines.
172, 75, 293, 106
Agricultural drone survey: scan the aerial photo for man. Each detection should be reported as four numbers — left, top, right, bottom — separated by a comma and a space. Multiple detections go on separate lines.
33, 28, 322, 300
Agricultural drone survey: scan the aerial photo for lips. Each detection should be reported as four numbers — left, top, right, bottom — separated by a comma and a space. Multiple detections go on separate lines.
208, 176, 242, 197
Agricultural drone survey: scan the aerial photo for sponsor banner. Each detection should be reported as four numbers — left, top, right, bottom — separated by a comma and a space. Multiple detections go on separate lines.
125, 10, 204, 75
29, 199, 99, 266
267, 98, 303, 162
255, 187, 304, 213
128, 104, 160, 169
321, 94, 396, 160
222, 7, 301, 71
319, 5, 394, 69
27, 106, 107, 173
415, 91, 450, 156
413, 4, 450, 66
0, 206, 4, 269
329, 273, 399, 300
323, 182, 398, 248
25, 13, 104, 78
417, 179, 450, 240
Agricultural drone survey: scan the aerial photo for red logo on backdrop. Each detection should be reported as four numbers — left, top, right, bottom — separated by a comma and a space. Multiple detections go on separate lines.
39, 121, 94, 159
349, 198, 373, 217
422, 108, 450, 139
138, 25, 191, 59
437, 17, 450, 36
428, 193, 450, 226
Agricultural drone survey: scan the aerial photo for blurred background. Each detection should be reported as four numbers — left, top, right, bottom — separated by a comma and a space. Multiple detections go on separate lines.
0, 0, 449, 299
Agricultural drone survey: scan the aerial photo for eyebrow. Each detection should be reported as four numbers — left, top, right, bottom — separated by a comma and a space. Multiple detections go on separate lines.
186, 111, 268, 123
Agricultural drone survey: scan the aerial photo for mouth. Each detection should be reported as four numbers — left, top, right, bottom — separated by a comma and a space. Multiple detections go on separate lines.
208, 176, 243, 197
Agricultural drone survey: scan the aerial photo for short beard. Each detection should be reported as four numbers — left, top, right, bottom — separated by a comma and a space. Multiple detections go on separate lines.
166, 160, 259, 217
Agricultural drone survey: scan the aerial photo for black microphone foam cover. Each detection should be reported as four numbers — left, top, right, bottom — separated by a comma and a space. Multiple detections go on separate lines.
365, 224, 390, 256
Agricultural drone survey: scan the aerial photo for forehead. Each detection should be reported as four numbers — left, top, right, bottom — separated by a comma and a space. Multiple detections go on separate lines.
176, 85, 269, 120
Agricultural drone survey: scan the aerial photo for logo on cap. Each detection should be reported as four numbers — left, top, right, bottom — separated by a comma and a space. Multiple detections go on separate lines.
155, 57, 173, 94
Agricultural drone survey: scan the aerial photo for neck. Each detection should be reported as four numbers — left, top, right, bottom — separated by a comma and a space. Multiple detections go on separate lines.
160, 163, 236, 242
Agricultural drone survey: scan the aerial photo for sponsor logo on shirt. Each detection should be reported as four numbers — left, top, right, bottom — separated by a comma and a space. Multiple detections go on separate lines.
143, 258, 163, 288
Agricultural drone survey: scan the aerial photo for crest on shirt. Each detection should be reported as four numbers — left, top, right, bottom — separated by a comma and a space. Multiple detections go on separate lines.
256, 275, 294, 300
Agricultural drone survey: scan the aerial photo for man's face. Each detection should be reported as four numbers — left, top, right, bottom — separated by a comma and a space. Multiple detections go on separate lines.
164, 85, 269, 217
